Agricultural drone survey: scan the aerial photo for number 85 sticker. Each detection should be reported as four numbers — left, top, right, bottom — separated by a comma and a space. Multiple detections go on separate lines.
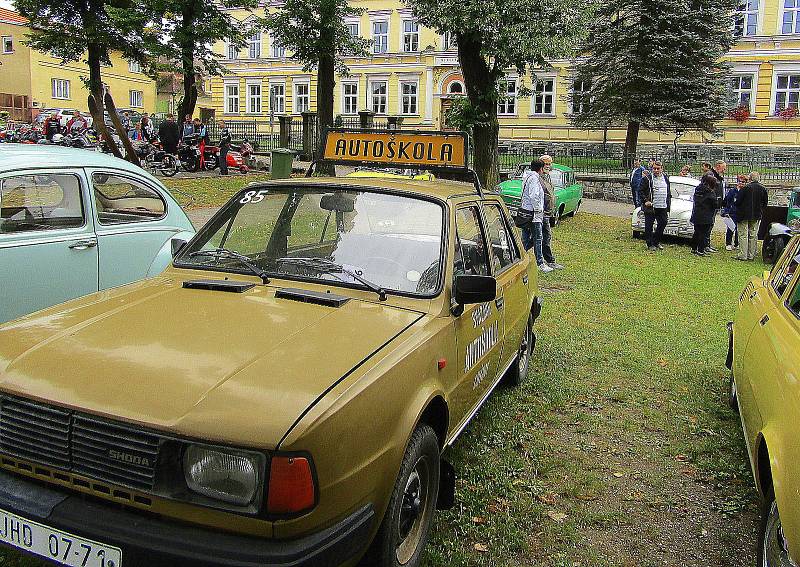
240, 190, 269, 204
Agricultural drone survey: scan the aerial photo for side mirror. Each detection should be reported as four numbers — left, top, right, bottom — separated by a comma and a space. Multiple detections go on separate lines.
453, 274, 497, 306
171, 238, 188, 258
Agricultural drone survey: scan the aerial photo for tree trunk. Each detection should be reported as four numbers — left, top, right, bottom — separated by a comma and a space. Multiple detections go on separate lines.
315, 0, 336, 174
86, 43, 123, 159
623, 120, 640, 168
178, 0, 198, 120
105, 92, 141, 166
457, 32, 499, 190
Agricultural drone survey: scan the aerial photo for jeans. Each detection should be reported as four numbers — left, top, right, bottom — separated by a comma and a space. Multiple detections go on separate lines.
692, 223, 713, 253
631, 187, 640, 207
644, 208, 668, 248
726, 227, 739, 247
737, 220, 760, 260
220, 146, 229, 175
541, 217, 556, 264
523, 222, 545, 265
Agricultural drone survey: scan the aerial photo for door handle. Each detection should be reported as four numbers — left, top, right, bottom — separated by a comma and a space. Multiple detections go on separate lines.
495, 296, 504, 310
760, 314, 770, 326
68, 239, 97, 251
522, 274, 529, 285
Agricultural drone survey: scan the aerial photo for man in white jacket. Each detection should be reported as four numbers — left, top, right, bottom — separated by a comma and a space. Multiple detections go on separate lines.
521, 160, 552, 273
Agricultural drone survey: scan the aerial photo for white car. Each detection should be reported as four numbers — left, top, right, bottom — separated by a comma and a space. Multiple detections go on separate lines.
631, 175, 699, 240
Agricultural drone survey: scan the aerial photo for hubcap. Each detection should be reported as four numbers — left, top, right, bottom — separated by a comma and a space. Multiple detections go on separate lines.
396, 457, 430, 564
764, 501, 799, 567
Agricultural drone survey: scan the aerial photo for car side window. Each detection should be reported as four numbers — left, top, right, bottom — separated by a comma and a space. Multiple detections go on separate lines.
771, 240, 800, 297
482, 203, 519, 272
0, 174, 84, 234
454, 206, 490, 278
92, 173, 166, 225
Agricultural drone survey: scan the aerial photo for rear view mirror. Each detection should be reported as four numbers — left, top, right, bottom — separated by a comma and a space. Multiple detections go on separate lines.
171, 238, 188, 257
320, 193, 355, 213
453, 274, 496, 306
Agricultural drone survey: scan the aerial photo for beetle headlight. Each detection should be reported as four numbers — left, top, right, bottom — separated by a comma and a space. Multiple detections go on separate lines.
183, 444, 264, 506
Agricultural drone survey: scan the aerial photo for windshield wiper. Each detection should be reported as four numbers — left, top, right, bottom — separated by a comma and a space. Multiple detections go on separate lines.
277, 257, 387, 302
186, 248, 271, 284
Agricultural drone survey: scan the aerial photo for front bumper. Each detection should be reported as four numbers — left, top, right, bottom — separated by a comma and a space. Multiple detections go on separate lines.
0, 470, 374, 567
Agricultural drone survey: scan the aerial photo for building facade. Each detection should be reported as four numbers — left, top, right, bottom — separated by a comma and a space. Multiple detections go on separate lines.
208, 0, 800, 148
0, 8, 157, 121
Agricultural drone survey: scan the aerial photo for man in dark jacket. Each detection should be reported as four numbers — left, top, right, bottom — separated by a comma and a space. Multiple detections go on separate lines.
638, 161, 672, 251
690, 173, 720, 256
734, 171, 769, 261
218, 120, 232, 176
158, 114, 180, 155
629, 158, 645, 207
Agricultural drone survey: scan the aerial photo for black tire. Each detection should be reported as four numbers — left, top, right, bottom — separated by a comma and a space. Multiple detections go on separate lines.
160, 155, 178, 177
633, 230, 643, 239
758, 491, 793, 567
773, 237, 787, 265
204, 155, 219, 171
728, 372, 739, 413
182, 156, 201, 173
504, 312, 534, 387
568, 200, 581, 217
362, 425, 440, 567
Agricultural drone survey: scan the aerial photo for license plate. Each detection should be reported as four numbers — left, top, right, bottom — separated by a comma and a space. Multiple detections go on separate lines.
0, 508, 121, 567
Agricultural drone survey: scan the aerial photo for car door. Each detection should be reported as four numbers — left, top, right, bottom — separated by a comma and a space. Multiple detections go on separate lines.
0, 170, 98, 323
481, 201, 528, 375
451, 203, 504, 425
88, 170, 174, 289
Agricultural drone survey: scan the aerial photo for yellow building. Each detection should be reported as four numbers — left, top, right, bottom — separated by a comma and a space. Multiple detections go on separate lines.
0, 7, 156, 121
210, 0, 800, 149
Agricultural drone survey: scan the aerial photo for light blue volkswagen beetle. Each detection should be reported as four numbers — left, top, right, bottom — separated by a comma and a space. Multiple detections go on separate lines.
0, 145, 195, 323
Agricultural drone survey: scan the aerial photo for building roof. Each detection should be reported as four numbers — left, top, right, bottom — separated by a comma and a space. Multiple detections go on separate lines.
0, 8, 28, 26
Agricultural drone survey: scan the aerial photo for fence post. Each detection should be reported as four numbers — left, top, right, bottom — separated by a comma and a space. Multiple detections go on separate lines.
278, 115, 291, 149
301, 111, 317, 160
386, 116, 403, 130
359, 110, 375, 129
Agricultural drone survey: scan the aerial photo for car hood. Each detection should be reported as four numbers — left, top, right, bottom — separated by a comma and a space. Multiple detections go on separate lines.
497, 180, 522, 197
0, 273, 424, 449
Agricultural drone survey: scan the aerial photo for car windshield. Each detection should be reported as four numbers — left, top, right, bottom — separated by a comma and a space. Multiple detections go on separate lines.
175, 187, 445, 297
513, 165, 565, 188
671, 182, 696, 201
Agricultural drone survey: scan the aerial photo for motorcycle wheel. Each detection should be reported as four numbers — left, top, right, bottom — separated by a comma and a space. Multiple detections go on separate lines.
161, 155, 178, 177
182, 156, 201, 173
204, 155, 219, 171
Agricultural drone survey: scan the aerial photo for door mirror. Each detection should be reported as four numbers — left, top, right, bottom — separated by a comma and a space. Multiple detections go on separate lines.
453, 274, 496, 306
171, 237, 188, 257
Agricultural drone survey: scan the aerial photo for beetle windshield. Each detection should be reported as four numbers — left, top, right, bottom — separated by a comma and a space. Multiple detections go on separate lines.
175, 187, 445, 297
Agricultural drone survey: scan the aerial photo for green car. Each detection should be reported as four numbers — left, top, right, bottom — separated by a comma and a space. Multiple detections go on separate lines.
496, 163, 584, 226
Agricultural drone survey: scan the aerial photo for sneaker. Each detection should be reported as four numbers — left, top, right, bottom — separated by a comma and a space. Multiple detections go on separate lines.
706, 246, 718, 253
548, 262, 565, 270
647, 246, 658, 252
656, 244, 665, 250
726, 245, 733, 251
538, 263, 554, 273
691, 250, 707, 257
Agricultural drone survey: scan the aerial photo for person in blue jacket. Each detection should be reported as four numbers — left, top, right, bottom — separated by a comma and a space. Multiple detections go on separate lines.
629, 158, 645, 207
722, 175, 744, 251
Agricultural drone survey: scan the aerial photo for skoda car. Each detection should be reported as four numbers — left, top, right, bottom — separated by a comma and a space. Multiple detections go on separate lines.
497, 163, 583, 226
631, 175, 699, 240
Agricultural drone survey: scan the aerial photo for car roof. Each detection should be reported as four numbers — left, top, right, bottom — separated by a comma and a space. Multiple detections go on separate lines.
669, 175, 700, 186
251, 176, 485, 201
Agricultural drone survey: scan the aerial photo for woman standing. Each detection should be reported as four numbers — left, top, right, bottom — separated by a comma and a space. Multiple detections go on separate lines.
690, 173, 720, 257
722, 175, 745, 251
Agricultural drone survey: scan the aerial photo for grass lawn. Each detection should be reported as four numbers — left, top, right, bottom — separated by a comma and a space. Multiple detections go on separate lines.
0, 213, 763, 566
162, 173, 272, 210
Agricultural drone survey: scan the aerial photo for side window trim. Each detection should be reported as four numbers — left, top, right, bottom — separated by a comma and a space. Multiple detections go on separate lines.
481, 202, 521, 276
0, 171, 89, 235
770, 238, 800, 297
454, 202, 492, 278
91, 170, 169, 226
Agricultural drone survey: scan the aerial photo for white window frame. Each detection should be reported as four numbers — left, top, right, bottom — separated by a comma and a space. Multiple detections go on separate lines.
345, 20, 360, 39
246, 81, 262, 114
342, 82, 359, 115
781, 0, 800, 34
129, 90, 143, 108
399, 79, 419, 115
773, 71, 800, 114
294, 81, 310, 114
369, 79, 388, 115
401, 19, 419, 52
224, 82, 240, 114
733, 0, 760, 37
730, 74, 756, 112
372, 20, 389, 54
531, 77, 556, 116
570, 79, 591, 114
248, 31, 262, 59
269, 82, 286, 114
448, 80, 465, 95
128, 60, 141, 73
51, 79, 70, 100
441, 31, 456, 51
227, 41, 238, 60
497, 77, 518, 116
270, 36, 285, 58
1, 36, 12, 54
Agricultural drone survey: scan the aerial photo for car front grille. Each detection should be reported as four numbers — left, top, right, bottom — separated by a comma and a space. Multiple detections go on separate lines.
0, 395, 160, 491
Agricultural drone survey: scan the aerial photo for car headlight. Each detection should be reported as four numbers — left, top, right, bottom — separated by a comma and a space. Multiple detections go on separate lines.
183, 444, 265, 506
790, 218, 800, 230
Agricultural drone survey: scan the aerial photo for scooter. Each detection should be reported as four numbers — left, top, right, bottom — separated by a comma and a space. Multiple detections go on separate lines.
203, 144, 249, 174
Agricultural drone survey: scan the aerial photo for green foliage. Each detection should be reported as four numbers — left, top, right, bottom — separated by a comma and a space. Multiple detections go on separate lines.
571, 0, 738, 135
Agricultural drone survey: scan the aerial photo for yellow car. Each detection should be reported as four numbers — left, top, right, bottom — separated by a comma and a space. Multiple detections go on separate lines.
345, 167, 436, 181
728, 234, 800, 567
0, 130, 541, 567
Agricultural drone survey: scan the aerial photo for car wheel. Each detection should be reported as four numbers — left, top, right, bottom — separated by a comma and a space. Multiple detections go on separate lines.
363, 425, 440, 567
728, 372, 739, 413
161, 155, 178, 177
759, 494, 796, 567
504, 312, 534, 387
773, 237, 788, 265
568, 200, 581, 217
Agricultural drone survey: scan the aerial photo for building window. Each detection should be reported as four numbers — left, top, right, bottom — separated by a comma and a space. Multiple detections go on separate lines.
442, 31, 456, 50
370, 81, 388, 114
52, 79, 70, 100
2, 36, 12, 54
270, 83, 285, 114
343, 82, 359, 114
225, 83, 240, 114
401, 81, 418, 114
448, 81, 464, 95
227, 41, 238, 60
497, 79, 517, 116
570, 79, 591, 114
128, 60, 141, 73
775, 73, 800, 113
402, 20, 419, 52
346, 22, 360, 39
249, 32, 261, 59
247, 83, 262, 113
734, 0, 759, 36
294, 83, 310, 113
271, 37, 285, 58
730, 74, 755, 111
532, 78, 555, 115
782, 0, 800, 34
372, 21, 388, 54
129, 90, 143, 108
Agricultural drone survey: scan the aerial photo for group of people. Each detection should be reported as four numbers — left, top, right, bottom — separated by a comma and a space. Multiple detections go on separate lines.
518, 155, 565, 274
629, 158, 768, 261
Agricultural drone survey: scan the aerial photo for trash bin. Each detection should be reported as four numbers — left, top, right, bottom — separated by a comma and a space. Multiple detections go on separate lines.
270, 148, 295, 179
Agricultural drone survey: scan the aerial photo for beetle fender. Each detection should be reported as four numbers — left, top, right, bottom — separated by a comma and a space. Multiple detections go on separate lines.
147, 230, 196, 277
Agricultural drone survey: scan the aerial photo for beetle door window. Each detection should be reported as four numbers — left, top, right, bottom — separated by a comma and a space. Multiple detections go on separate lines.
454, 206, 490, 277
92, 173, 166, 225
0, 174, 84, 233
482, 204, 519, 273
772, 240, 800, 297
